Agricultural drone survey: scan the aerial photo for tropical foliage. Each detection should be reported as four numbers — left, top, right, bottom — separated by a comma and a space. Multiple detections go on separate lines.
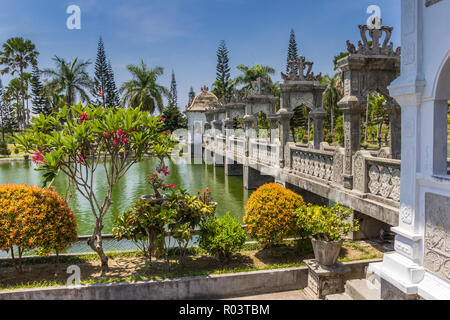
199, 213, 246, 263
120, 60, 168, 114
42, 56, 92, 106
0, 37, 39, 129
14, 104, 175, 274
113, 200, 174, 263
296, 204, 359, 242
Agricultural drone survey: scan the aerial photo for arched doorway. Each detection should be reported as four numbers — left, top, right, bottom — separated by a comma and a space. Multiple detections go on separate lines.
433, 55, 450, 175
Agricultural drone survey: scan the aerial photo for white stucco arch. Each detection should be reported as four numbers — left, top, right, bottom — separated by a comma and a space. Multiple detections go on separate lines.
433, 50, 450, 100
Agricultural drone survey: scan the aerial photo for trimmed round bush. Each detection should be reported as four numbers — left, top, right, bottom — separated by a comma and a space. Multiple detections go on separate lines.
199, 213, 246, 262
244, 183, 305, 246
0, 184, 78, 271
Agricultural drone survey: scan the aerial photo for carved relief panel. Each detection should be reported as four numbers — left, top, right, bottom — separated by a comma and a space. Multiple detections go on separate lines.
424, 193, 450, 282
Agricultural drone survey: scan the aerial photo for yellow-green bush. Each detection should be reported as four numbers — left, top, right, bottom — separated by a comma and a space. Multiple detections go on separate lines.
244, 183, 305, 246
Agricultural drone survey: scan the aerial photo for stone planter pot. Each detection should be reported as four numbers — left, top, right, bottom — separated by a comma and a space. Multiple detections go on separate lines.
140, 194, 167, 205
311, 238, 344, 266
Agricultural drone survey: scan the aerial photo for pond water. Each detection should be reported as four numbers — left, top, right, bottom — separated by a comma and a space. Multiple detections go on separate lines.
0, 158, 251, 236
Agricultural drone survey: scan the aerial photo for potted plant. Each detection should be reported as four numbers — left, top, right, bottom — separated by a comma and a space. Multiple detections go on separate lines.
141, 163, 176, 205
296, 204, 359, 266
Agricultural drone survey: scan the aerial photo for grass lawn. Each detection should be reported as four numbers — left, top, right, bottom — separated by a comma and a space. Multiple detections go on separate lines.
0, 240, 387, 291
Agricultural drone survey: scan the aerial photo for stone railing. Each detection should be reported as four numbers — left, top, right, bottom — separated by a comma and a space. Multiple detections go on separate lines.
227, 136, 245, 158
289, 145, 334, 183
203, 134, 214, 148
353, 150, 401, 203
249, 139, 279, 166
216, 135, 226, 154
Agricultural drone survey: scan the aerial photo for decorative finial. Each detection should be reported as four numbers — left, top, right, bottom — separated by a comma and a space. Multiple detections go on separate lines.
346, 24, 400, 56
281, 55, 322, 82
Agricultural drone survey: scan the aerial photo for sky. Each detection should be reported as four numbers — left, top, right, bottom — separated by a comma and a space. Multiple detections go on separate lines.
0, 0, 401, 111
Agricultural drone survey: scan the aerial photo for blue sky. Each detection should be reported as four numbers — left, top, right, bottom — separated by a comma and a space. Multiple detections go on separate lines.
0, 0, 401, 110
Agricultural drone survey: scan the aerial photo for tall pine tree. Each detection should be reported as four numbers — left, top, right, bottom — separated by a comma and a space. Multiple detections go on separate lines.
168, 70, 178, 108
30, 66, 51, 116
94, 36, 108, 107
212, 40, 233, 102
286, 29, 299, 74
105, 60, 120, 108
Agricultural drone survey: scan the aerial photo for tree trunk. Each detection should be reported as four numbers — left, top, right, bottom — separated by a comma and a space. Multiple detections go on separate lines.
88, 219, 109, 275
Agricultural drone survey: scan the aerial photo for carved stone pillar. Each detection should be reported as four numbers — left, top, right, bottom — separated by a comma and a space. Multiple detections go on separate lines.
268, 114, 279, 144
385, 99, 402, 160
243, 115, 256, 158
277, 110, 293, 168
310, 108, 327, 150
339, 97, 364, 189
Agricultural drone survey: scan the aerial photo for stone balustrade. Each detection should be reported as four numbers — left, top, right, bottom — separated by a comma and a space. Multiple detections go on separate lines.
227, 136, 245, 158
289, 144, 335, 183
249, 139, 279, 166
353, 150, 401, 204
216, 135, 226, 154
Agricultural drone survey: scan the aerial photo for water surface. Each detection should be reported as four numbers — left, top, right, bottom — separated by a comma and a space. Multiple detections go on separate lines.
0, 158, 250, 235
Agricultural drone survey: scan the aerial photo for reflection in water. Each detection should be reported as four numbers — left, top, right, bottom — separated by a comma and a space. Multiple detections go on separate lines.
0, 158, 250, 235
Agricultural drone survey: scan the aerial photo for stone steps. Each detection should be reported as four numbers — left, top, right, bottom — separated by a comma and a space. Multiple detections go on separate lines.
326, 279, 381, 300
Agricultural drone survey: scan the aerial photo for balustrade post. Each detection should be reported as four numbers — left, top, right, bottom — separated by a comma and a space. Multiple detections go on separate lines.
243, 115, 256, 158
310, 108, 327, 150
339, 98, 364, 189
277, 110, 293, 169
384, 99, 402, 160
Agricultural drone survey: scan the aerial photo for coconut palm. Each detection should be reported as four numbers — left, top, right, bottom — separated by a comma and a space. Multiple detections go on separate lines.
42, 56, 92, 106
120, 60, 168, 114
234, 64, 276, 90
322, 73, 342, 136
0, 37, 39, 129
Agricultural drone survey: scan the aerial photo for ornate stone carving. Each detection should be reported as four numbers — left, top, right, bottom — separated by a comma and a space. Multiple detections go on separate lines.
291, 147, 334, 182
353, 152, 365, 192
424, 193, 450, 281
332, 150, 344, 184
346, 25, 401, 57
281, 55, 322, 82
367, 161, 401, 202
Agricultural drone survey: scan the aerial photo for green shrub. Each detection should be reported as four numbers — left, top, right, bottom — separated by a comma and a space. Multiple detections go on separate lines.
199, 213, 246, 262
13, 147, 21, 154
0, 141, 10, 156
296, 204, 359, 241
113, 201, 175, 263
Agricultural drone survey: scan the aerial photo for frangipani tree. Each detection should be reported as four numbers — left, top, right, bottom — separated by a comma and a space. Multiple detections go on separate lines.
14, 103, 175, 274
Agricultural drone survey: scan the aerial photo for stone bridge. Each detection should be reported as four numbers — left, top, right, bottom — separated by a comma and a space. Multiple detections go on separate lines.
191, 24, 406, 238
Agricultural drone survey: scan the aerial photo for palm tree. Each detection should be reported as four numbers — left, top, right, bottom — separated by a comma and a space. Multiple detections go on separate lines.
42, 56, 92, 106
322, 73, 342, 136
234, 64, 276, 90
120, 60, 168, 114
0, 37, 39, 129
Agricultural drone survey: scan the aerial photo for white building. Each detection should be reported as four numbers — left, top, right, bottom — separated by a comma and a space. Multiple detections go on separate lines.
370, 0, 450, 300
184, 85, 220, 145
